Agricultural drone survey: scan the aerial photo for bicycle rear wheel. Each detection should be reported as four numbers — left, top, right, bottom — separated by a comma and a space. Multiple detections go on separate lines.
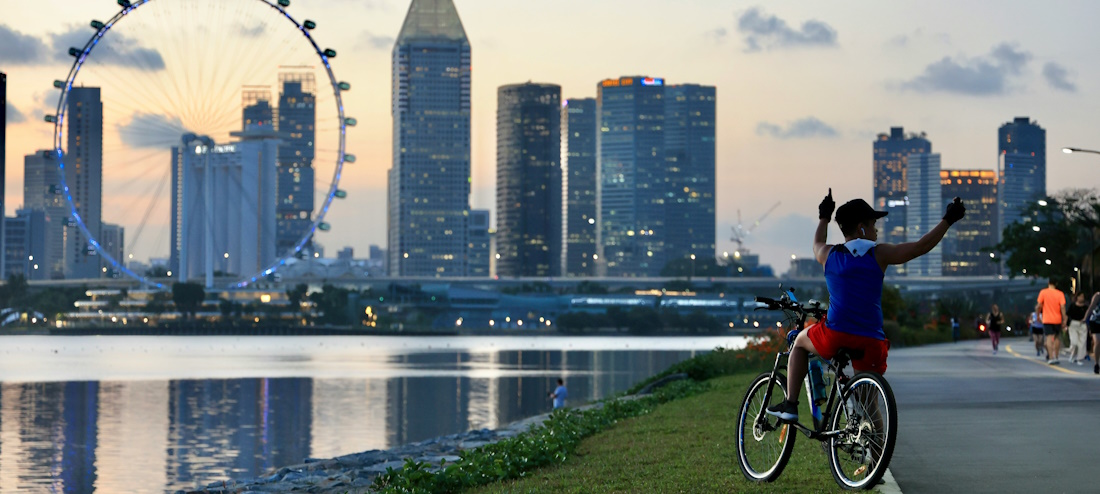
737, 372, 796, 482
827, 372, 897, 490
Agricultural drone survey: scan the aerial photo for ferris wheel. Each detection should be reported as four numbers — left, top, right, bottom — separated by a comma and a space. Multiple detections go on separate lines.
48, 0, 353, 289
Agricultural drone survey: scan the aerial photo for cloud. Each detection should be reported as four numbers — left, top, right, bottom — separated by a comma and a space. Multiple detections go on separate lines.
0, 24, 50, 64
900, 43, 1031, 96
116, 112, 189, 149
5, 103, 27, 124
236, 23, 265, 38
52, 25, 166, 71
357, 31, 395, 50
1042, 62, 1077, 92
736, 7, 837, 52
755, 117, 839, 139
704, 27, 728, 44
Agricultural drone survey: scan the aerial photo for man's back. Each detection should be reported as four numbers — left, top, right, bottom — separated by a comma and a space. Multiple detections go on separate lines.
1038, 287, 1066, 325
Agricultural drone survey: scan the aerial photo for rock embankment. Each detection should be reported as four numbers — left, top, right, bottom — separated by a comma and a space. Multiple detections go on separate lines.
186, 413, 552, 494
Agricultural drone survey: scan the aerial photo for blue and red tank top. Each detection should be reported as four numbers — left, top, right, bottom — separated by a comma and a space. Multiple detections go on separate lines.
824, 239, 886, 340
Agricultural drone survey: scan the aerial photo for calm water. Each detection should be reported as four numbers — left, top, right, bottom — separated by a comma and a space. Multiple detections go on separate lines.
0, 334, 747, 493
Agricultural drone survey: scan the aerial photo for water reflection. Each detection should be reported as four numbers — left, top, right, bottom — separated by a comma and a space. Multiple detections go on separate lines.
0, 336, 746, 492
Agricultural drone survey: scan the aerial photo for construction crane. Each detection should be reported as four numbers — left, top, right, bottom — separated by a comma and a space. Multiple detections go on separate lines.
730, 201, 781, 255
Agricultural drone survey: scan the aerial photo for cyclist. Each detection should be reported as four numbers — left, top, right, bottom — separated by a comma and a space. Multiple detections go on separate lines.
767, 189, 965, 421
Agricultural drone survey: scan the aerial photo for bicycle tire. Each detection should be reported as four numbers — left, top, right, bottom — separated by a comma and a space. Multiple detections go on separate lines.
827, 372, 897, 490
736, 372, 797, 482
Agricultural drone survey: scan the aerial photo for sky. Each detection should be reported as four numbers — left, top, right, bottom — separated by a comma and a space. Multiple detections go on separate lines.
2, 0, 1100, 274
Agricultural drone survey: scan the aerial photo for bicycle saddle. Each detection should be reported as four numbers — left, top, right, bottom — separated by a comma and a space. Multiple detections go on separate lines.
835, 347, 865, 361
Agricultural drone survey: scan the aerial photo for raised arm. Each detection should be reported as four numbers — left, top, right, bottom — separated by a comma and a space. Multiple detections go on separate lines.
875, 198, 965, 270
814, 189, 835, 265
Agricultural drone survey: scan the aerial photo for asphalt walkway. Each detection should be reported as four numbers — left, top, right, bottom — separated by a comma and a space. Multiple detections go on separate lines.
887, 335, 1099, 493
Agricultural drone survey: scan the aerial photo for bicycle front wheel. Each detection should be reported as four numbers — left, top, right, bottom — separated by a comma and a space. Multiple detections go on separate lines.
828, 372, 897, 490
737, 372, 796, 482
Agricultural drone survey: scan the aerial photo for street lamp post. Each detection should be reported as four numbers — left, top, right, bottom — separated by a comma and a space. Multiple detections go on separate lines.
1063, 147, 1100, 156
689, 254, 696, 280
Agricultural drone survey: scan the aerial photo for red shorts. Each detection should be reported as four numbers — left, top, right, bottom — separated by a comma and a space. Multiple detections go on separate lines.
805, 321, 890, 374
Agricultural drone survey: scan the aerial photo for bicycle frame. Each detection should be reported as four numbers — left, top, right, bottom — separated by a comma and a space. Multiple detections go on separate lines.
754, 289, 854, 442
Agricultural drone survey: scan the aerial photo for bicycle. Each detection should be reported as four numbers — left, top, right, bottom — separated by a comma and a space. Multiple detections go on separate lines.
735, 287, 897, 490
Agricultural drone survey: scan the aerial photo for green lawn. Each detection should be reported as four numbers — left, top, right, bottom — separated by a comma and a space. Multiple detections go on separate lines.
470, 373, 845, 493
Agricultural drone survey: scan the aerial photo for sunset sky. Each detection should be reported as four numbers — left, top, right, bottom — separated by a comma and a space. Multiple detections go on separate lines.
3, 0, 1100, 273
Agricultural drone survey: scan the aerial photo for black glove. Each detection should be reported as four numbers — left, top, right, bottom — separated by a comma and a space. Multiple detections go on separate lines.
943, 197, 965, 225
819, 188, 835, 220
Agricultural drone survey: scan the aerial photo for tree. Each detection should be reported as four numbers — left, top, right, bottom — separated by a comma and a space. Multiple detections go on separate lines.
309, 284, 352, 325
574, 281, 608, 295
993, 192, 1091, 285
660, 257, 731, 278
286, 283, 309, 320
0, 274, 29, 309
171, 282, 205, 319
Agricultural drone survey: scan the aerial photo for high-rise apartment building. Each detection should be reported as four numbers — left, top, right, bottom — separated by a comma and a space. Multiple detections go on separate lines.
276, 72, 316, 256
100, 223, 124, 276
3, 209, 47, 280
63, 87, 103, 279
597, 76, 668, 277
388, 0, 471, 277
495, 83, 561, 277
24, 151, 68, 278
664, 84, 717, 262
905, 153, 942, 276
242, 87, 275, 131
873, 127, 932, 247
940, 170, 998, 276
997, 117, 1046, 239
468, 209, 490, 277
562, 98, 597, 277
171, 130, 278, 285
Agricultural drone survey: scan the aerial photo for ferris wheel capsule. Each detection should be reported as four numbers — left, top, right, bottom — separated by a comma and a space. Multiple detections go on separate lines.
278, 0, 290, 7
303, 20, 316, 30
91, 20, 106, 30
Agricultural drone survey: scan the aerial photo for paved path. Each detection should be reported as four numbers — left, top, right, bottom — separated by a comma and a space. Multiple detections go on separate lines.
887, 336, 1099, 493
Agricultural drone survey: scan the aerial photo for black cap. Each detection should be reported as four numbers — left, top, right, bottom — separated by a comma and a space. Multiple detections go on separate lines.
835, 199, 888, 228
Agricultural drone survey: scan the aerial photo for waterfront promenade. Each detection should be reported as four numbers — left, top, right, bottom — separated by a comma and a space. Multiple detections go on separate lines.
889, 336, 1099, 493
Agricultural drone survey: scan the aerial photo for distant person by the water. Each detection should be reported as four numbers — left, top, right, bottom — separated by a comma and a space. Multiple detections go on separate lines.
549, 378, 568, 409
951, 316, 960, 343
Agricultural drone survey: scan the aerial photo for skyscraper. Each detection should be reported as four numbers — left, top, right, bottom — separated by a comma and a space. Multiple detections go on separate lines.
276, 72, 316, 256
905, 153, 942, 276
388, 0, 471, 277
468, 209, 490, 277
664, 84, 717, 263
495, 83, 561, 278
597, 76, 667, 277
873, 127, 932, 247
24, 151, 68, 278
3, 209, 47, 280
100, 223, 124, 276
997, 117, 1046, 239
940, 170, 998, 276
171, 131, 278, 285
242, 87, 274, 131
562, 98, 597, 277
63, 87, 103, 279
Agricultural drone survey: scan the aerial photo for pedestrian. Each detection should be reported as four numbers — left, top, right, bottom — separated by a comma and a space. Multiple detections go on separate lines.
986, 304, 1005, 354
951, 316, 960, 343
549, 378, 568, 409
1029, 304, 1046, 358
1037, 278, 1068, 365
1086, 292, 1100, 374
1066, 292, 1090, 365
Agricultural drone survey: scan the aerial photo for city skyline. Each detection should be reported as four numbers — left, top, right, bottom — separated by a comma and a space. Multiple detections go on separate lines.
2, 1, 1100, 273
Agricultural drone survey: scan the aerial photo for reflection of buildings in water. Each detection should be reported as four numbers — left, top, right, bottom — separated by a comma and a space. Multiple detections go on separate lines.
310, 378, 389, 459
388, 353, 471, 445
165, 378, 311, 489
0, 382, 99, 493
465, 351, 500, 430
96, 381, 168, 492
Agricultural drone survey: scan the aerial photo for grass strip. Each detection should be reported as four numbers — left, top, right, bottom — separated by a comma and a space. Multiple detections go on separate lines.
370, 379, 713, 494
471, 373, 845, 494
